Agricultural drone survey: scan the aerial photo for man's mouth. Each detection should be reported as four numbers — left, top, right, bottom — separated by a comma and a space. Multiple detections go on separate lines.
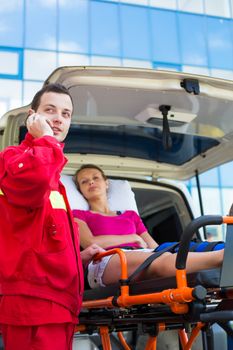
52, 127, 62, 134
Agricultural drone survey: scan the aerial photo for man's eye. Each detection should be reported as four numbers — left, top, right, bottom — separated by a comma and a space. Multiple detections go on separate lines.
63, 112, 71, 119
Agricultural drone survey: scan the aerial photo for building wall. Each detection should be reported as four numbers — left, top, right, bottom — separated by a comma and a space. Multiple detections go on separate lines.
0, 0, 232, 238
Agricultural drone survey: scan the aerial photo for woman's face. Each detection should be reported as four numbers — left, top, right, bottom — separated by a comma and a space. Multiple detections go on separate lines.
76, 168, 108, 201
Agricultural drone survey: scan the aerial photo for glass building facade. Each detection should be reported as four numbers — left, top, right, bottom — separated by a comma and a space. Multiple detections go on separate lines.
0, 0, 233, 238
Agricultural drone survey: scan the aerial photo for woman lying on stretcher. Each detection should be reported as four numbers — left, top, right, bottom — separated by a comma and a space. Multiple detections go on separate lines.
72, 164, 224, 289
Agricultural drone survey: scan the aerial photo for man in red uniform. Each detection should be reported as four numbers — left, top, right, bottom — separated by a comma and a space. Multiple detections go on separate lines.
0, 84, 102, 350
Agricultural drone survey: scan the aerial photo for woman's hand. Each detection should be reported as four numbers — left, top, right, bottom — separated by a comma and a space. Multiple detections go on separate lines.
133, 234, 148, 248
80, 243, 105, 267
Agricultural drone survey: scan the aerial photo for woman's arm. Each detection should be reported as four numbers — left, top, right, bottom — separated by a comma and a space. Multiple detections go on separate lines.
80, 243, 105, 268
75, 218, 147, 249
140, 232, 158, 249
132, 211, 158, 249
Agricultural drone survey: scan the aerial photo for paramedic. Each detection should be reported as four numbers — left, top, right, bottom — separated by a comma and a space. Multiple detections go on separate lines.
0, 84, 102, 350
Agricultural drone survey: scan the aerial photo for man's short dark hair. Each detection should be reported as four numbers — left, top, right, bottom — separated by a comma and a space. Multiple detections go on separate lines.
31, 83, 73, 112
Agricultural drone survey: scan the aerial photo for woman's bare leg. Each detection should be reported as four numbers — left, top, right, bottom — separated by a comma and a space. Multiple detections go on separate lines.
102, 250, 224, 285
145, 249, 224, 278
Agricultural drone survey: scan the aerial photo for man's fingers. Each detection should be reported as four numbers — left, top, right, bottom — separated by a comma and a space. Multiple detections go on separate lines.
45, 118, 52, 127
26, 113, 35, 125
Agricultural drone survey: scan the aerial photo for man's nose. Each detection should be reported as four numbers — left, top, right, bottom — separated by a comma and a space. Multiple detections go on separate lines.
51, 114, 62, 124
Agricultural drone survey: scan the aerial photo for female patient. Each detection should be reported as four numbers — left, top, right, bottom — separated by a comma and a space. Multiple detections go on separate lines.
73, 164, 224, 289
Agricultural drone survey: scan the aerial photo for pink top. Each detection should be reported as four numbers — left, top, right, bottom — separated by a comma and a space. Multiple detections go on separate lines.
73, 210, 147, 250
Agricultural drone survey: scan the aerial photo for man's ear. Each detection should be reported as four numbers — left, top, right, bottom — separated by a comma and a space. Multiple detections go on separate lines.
28, 109, 35, 116
24, 109, 35, 126
106, 179, 109, 189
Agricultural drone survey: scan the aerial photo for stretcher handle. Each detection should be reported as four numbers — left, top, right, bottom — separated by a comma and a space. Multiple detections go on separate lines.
94, 248, 128, 280
176, 215, 223, 270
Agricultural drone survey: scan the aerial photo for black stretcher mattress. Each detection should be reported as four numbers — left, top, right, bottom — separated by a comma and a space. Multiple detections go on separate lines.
83, 268, 221, 302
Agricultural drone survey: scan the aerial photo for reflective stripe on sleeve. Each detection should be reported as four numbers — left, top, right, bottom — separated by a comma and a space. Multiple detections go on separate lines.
49, 191, 67, 211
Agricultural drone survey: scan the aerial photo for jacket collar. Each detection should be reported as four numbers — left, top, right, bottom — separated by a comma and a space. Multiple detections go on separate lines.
23, 132, 65, 150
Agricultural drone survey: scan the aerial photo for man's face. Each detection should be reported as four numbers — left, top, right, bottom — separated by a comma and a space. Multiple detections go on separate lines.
33, 92, 73, 142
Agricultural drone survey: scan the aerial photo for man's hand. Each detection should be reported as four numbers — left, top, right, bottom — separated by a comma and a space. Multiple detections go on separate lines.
26, 113, 54, 139
80, 244, 105, 267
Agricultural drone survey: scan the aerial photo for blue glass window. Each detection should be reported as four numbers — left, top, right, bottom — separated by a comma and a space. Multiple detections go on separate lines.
207, 17, 233, 70
153, 62, 181, 71
24, 50, 56, 80
58, 1, 89, 53
202, 188, 222, 215
0, 78, 22, 112
0, 48, 23, 79
90, 1, 120, 56
222, 189, 233, 215
189, 168, 219, 187
0, 1, 23, 47
150, 9, 180, 64
219, 162, 233, 187
25, 0, 56, 50
120, 4, 151, 60
178, 13, 208, 66
199, 168, 219, 186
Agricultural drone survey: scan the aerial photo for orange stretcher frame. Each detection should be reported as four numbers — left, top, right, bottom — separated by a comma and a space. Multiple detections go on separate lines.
75, 215, 233, 350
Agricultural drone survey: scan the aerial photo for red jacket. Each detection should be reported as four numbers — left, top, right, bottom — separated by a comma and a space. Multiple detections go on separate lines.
0, 133, 84, 316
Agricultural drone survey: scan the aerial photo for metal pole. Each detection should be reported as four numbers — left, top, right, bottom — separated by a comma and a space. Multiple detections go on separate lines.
195, 170, 207, 239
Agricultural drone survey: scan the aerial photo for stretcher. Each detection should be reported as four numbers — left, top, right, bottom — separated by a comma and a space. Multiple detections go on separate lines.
75, 215, 233, 350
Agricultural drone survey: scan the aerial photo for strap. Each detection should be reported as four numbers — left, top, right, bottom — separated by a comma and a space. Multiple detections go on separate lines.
202, 241, 224, 252
174, 240, 224, 253
188, 241, 201, 252
127, 242, 179, 284
187, 240, 224, 252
